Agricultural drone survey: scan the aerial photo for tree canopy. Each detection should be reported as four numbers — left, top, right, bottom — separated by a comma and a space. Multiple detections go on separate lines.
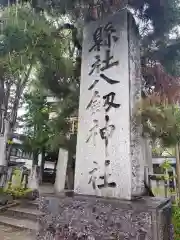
0, 4, 76, 130
22, 88, 50, 163
12, 0, 180, 86
1, 1, 180, 152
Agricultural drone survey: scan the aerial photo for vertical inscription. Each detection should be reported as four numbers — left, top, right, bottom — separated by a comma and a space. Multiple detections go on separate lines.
86, 22, 121, 191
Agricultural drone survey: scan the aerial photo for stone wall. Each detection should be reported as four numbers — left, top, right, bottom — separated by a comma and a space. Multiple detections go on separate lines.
38, 194, 172, 240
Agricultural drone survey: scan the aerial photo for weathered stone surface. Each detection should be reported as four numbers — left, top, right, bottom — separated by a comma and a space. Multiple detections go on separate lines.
0, 165, 8, 187
37, 194, 172, 240
25, 189, 39, 200
54, 148, 68, 194
0, 224, 34, 240
11, 168, 23, 189
75, 8, 145, 200
0, 193, 13, 205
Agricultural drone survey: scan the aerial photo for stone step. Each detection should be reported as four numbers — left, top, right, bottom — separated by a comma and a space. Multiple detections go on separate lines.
3, 206, 43, 221
0, 215, 38, 231
0, 200, 20, 212
20, 200, 39, 210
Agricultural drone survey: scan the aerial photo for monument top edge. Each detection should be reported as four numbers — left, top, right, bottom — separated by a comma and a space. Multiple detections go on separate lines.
40, 192, 171, 210
85, 6, 140, 37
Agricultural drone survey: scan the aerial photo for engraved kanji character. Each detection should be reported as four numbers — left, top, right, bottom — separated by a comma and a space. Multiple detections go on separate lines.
100, 74, 119, 84
89, 27, 103, 52
86, 91, 101, 115
103, 92, 121, 112
88, 79, 99, 90
104, 21, 119, 48
100, 115, 115, 156
97, 160, 117, 189
89, 55, 101, 76
86, 119, 99, 146
88, 74, 119, 90
100, 49, 119, 71
88, 161, 100, 190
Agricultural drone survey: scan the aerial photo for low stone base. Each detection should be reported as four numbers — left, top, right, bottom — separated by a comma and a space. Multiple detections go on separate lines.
0, 165, 8, 187
0, 193, 13, 205
37, 193, 173, 240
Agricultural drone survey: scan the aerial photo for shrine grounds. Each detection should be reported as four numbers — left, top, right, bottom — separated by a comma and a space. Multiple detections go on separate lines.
0, 225, 34, 240
0, 206, 178, 239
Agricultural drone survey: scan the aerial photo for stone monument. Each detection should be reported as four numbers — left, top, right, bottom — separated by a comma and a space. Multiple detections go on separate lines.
75, 8, 144, 200
38, 9, 173, 240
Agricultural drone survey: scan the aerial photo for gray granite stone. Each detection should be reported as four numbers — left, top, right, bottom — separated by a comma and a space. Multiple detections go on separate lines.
75, 8, 146, 200
37, 194, 173, 240
0, 165, 8, 187
0, 193, 13, 205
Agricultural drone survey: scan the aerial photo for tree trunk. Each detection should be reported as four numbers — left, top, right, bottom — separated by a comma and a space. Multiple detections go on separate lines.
7, 63, 34, 163
0, 77, 10, 187
175, 144, 180, 205
39, 148, 45, 184
0, 120, 9, 166
33, 150, 39, 166
0, 77, 6, 166
6, 84, 23, 162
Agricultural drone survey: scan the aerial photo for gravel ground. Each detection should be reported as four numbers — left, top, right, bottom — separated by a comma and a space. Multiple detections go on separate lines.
0, 225, 35, 240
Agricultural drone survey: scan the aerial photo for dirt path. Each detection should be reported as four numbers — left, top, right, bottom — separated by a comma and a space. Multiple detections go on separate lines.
0, 225, 35, 240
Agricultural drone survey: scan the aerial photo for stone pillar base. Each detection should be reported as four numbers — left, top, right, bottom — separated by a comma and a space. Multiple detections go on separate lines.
38, 193, 173, 240
0, 165, 8, 187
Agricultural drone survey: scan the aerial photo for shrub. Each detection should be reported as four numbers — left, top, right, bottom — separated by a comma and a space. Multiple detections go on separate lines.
173, 206, 180, 240
4, 187, 33, 199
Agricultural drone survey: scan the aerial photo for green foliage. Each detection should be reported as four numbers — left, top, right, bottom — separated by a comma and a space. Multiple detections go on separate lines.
22, 88, 51, 155
37, 26, 79, 152
152, 144, 164, 157
3, 167, 33, 199
4, 185, 33, 199
136, 98, 180, 147
21, 0, 180, 32
0, 3, 71, 85
173, 206, 180, 239
2, 1, 180, 153
160, 159, 172, 171
0, 3, 79, 153
151, 145, 176, 157
1, 4, 62, 58
20, 0, 180, 77
0, 4, 69, 138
